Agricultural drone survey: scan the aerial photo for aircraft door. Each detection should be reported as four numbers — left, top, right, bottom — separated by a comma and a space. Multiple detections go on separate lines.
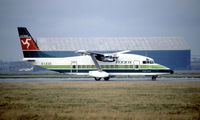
134, 60, 140, 70
71, 61, 77, 73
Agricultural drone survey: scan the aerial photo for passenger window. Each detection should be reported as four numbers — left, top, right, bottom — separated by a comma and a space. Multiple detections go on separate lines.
143, 61, 146, 64
135, 65, 139, 69
73, 65, 76, 69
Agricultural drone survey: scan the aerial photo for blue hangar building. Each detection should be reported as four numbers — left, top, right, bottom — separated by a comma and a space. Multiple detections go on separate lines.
35, 37, 190, 70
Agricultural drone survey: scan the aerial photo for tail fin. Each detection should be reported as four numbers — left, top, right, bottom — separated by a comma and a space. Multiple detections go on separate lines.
17, 27, 40, 50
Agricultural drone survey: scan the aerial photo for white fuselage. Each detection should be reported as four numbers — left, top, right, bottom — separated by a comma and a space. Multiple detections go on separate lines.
24, 54, 171, 77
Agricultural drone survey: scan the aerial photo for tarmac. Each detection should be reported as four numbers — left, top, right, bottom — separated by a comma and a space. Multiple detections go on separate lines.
0, 77, 200, 82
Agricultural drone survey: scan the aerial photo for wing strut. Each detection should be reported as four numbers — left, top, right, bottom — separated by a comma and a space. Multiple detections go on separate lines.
90, 53, 102, 71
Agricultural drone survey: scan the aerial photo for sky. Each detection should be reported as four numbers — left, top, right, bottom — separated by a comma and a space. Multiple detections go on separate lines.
0, 0, 200, 61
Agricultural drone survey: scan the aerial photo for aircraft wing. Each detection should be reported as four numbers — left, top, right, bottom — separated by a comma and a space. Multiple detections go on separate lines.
76, 50, 104, 71
76, 50, 130, 71
76, 50, 130, 56
76, 50, 102, 56
114, 50, 131, 54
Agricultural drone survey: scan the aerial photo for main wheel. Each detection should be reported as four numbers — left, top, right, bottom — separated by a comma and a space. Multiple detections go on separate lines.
104, 77, 110, 81
94, 77, 101, 81
152, 76, 157, 81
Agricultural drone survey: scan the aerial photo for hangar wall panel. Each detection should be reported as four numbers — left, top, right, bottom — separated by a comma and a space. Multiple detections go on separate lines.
37, 37, 189, 51
130, 50, 190, 70
35, 37, 190, 70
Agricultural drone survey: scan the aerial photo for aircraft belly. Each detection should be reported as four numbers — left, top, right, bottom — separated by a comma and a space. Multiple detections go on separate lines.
108, 73, 169, 76
48, 68, 171, 75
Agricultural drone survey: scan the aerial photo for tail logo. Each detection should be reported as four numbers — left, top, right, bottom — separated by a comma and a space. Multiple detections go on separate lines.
21, 38, 31, 48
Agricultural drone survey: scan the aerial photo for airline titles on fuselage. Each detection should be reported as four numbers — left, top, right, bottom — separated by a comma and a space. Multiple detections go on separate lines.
41, 61, 133, 65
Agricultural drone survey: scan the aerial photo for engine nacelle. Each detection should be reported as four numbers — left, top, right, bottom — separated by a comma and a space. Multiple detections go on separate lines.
89, 71, 109, 78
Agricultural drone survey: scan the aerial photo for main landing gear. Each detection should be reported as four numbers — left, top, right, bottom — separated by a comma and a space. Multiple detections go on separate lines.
152, 76, 158, 81
94, 77, 110, 81
94, 77, 101, 81
104, 77, 110, 81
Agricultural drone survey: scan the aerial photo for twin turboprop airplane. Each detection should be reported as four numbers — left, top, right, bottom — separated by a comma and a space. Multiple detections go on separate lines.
17, 27, 174, 81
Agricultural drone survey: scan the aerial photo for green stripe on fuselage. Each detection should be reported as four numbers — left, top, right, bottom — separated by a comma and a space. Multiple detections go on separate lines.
38, 65, 72, 69
140, 65, 167, 69
37, 64, 168, 70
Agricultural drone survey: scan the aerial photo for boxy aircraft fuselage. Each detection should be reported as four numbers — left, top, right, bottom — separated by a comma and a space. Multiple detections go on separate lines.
18, 27, 173, 81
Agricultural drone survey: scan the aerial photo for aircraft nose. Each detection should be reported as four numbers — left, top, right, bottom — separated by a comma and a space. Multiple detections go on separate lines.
170, 70, 174, 74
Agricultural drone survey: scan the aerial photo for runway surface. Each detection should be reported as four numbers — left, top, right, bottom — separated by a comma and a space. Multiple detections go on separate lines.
0, 77, 200, 82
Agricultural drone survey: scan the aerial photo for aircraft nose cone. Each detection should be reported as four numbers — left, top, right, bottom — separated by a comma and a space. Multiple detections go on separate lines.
170, 70, 174, 74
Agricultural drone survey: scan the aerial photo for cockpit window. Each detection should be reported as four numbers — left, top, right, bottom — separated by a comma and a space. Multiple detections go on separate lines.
147, 59, 150, 64
150, 60, 154, 64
